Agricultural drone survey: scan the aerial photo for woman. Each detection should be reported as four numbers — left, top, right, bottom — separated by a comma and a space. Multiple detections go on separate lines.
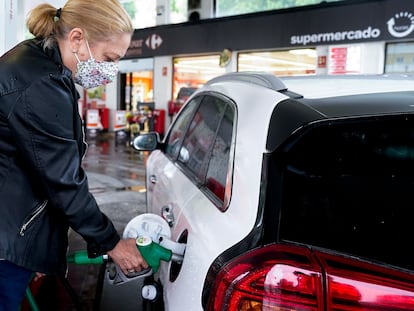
0, 0, 147, 308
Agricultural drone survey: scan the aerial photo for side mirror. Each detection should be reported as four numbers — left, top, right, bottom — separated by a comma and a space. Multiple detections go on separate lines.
131, 132, 160, 151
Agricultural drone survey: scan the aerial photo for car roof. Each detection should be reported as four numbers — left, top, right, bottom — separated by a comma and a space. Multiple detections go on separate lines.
282, 74, 414, 119
206, 72, 414, 151
280, 74, 414, 98
280, 74, 414, 119
206, 72, 414, 118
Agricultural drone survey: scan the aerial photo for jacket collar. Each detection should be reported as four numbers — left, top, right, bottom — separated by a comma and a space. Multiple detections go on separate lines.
32, 38, 73, 78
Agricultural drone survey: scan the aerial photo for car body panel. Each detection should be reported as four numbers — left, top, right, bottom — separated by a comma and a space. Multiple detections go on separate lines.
146, 82, 288, 310
137, 73, 414, 311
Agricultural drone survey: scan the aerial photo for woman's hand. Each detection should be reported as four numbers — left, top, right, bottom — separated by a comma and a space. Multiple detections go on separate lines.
33, 272, 46, 282
107, 238, 148, 275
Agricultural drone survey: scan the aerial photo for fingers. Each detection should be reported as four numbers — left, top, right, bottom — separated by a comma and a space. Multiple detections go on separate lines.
120, 256, 147, 275
107, 238, 148, 275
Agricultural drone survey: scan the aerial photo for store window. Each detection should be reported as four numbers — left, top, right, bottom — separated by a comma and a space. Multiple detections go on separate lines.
121, 0, 156, 28
238, 49, 317, 76
385, 42, 414, 74
120, 70, 154, 136
123, 0, 348, 26
170, 0, 189, 23
216, 0, 346, 18
172, 54, 226, 99
122, 0, 188, 27
123, 71, 154, 112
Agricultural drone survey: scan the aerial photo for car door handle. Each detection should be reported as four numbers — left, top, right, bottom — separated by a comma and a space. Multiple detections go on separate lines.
161, 204, 175, 227
149, 174, 157, 184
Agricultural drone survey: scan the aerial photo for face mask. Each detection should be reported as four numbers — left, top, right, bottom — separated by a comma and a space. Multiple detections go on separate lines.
73, 40, 119, 89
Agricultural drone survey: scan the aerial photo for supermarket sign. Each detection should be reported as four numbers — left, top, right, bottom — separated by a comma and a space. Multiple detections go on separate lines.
290, 11, 414, 46
126, 0, 414, 59
290, 27, 381, 46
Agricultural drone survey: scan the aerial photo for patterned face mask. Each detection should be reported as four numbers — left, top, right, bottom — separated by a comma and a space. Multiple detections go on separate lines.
73, 40, 119, 89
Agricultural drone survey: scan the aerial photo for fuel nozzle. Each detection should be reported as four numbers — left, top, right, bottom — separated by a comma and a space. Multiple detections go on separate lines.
105, 235, 173, 286
104, 213, 186, 286
67, 250, 108, 265
136, 236, 172, 273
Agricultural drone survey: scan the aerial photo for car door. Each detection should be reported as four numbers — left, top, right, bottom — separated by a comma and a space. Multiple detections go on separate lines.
145, 93, 240, 310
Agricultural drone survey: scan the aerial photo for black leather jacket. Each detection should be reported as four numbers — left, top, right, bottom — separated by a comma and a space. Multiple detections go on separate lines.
0, 39, 120, 275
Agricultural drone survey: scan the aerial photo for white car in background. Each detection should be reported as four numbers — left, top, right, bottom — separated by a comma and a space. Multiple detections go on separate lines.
133, 72, 414, 311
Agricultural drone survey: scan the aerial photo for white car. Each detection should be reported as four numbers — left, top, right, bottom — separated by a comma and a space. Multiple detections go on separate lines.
133, 72, 414, 311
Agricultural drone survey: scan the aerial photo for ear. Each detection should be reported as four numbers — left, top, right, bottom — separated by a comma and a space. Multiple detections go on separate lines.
68, 28, 85, 53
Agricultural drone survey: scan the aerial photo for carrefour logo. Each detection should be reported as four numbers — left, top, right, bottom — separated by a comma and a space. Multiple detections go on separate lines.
145, 34, 163, 50
387, 12, 414, 38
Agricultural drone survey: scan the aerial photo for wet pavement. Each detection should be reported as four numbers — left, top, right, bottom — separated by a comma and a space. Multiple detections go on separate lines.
24, 131, 149, 311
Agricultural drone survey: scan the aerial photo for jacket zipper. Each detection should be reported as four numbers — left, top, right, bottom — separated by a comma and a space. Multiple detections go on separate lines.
19, 200, 48, 236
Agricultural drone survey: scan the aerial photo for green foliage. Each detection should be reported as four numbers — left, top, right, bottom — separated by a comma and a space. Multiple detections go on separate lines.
122, 1, 137, 20
171, 0, 179, 13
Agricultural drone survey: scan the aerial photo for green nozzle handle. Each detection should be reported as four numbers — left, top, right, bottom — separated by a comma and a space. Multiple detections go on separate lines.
67, 250, 105, 265
67, 237, 172, 273
136, 236, 172, 273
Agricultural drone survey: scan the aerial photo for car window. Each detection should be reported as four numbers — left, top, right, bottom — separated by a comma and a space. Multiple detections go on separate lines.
177, 87, 197, 100
178, 96, 227, 180
205, 104, 234, 207
277, 116, 414, 271
165, 93, 235, 209
165, 96, 202, 160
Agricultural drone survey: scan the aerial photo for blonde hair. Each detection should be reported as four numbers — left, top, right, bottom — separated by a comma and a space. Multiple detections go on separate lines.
26, 0, 133, 48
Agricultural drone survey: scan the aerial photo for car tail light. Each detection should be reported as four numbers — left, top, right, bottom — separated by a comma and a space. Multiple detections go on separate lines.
316, 251, 414, 311
207, 244, 414, 311
207, 244, 324, 311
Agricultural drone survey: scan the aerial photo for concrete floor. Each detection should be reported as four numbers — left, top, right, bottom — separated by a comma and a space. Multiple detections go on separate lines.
25, 131, 149, 311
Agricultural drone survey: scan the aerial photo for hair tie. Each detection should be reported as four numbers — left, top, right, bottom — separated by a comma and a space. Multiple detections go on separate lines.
54, 8, 62, 22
